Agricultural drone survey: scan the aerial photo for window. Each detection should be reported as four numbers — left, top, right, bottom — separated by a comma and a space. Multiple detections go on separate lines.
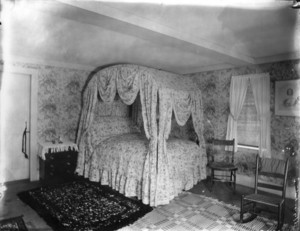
227, 73, 270, 156
237, 82, 259, 150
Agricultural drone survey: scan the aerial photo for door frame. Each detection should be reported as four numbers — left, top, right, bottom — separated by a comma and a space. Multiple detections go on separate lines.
1, 65, 38, 181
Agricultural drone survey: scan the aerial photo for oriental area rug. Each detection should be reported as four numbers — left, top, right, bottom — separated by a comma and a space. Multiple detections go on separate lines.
0, 215, 28, 231
18, 180, 152, 231
120, 192, 293, 231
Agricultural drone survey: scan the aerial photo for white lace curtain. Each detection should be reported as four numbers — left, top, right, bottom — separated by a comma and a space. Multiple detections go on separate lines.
76, 64, 206, 206
226, 73, 271, 157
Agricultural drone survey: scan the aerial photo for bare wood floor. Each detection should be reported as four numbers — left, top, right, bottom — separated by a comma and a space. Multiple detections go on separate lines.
0, 178, 296, 230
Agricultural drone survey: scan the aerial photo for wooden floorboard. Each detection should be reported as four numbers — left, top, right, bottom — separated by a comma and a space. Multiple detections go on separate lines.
0, 179, 52, 230
0, 178, 296, 230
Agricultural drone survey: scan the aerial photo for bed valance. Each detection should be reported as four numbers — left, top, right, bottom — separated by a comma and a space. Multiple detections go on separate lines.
76, 64, 206, 206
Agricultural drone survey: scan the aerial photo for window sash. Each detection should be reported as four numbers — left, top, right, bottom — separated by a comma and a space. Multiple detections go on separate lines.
237, 83, 260, 148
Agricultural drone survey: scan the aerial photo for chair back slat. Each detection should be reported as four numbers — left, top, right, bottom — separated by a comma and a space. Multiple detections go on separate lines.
257, 182, 284, 192
211, 139, 235, 163
254, 154, 289, 198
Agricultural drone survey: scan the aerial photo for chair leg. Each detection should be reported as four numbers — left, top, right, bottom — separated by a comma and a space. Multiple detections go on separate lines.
252, 202, 256, 214
229, 171, 232, 186
277, 204, 283, 230
240, 198, 257, 223
233, 171, 236, 193
240, 195, 244, 222
211, 169, 214, 191
282, 202, 285, 227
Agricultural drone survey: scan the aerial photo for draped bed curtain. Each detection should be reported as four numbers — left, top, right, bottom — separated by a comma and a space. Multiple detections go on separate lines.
76, 79, 98, 172
76, 65, 206, 206
157, 89, 207, 204
226, 73, 271, 157
139, 72, 158, 206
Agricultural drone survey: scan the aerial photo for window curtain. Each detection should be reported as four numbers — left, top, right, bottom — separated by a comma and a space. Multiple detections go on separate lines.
249, 74, 271, 157
226, 74, 271, 157
226, 76, 249, 151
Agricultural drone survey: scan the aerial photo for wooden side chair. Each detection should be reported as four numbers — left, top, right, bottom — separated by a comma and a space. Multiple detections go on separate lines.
240, 154, 290, 230
207, 138, 238, 192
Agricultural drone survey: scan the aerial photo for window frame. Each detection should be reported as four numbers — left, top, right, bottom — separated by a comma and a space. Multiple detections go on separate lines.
236, 81, 260, 150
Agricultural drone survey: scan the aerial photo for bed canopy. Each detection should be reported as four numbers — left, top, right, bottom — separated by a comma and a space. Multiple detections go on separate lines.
76, 64, 206, 206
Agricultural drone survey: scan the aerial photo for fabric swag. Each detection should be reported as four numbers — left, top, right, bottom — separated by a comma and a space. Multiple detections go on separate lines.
76, 64, 206, 206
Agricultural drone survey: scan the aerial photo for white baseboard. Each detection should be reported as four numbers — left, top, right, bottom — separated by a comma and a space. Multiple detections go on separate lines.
237, 174, 296, 199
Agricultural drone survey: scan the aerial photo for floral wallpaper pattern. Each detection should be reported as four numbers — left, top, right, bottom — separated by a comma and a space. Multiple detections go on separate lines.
188, 60, 300, 177
10, 60, 300, 179
10, 62, 89, 143
38, 66, 89, 142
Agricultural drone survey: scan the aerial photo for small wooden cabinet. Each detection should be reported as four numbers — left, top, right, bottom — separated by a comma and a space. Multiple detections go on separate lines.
38, 142, 78, 183
39, 150, 78, 182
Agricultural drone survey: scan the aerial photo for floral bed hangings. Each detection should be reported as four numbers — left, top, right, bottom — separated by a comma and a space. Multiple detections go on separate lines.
76, 64, 206, 206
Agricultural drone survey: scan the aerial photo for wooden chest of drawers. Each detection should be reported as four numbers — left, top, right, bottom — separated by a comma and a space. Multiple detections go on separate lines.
39, 150, 78, 182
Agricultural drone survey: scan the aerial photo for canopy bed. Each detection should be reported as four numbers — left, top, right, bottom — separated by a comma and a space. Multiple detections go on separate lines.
75, 64, 207, 206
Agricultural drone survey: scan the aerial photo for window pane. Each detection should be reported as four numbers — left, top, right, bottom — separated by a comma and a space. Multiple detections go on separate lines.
237, 84, 260, 147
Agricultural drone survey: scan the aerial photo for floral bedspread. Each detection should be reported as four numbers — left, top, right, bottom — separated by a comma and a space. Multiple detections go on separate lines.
84, 133, 207, 201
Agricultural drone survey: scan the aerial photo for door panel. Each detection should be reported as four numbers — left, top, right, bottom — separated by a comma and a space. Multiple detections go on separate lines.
1, 72, 31, 182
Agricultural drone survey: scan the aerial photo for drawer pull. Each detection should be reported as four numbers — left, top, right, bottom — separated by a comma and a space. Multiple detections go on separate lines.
39, 149, 78, 181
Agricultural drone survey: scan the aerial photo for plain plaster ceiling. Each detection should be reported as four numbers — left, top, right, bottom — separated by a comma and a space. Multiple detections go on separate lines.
1, 0, 300, 74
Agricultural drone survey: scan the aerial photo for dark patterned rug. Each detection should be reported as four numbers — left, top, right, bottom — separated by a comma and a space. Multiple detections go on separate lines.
18, 180, 152, 231
0, 215, 28, 231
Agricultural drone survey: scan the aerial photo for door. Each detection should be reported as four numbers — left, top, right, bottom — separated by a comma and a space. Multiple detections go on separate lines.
0, 67, 38, 182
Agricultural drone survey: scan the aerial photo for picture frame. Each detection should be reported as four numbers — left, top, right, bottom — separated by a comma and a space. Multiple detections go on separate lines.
275, 79, 300, 117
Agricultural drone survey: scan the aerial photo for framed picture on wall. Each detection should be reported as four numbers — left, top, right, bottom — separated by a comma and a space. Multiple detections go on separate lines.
275, 79, 300, 116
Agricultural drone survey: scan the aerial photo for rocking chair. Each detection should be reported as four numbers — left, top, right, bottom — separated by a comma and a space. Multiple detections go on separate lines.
240, 154, 289, 230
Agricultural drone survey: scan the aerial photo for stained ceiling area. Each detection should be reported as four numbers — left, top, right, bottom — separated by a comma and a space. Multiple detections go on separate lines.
1, 0, 299, 74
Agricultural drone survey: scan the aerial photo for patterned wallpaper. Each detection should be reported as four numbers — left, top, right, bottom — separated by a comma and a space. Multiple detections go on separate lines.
10, 62, 90, 143
188, 60, 300, 177
38, 66, 89, 142
9, 60, 300, 178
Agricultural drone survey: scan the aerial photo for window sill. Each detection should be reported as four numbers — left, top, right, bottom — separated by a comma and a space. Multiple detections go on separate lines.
237, 144, 259, 151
